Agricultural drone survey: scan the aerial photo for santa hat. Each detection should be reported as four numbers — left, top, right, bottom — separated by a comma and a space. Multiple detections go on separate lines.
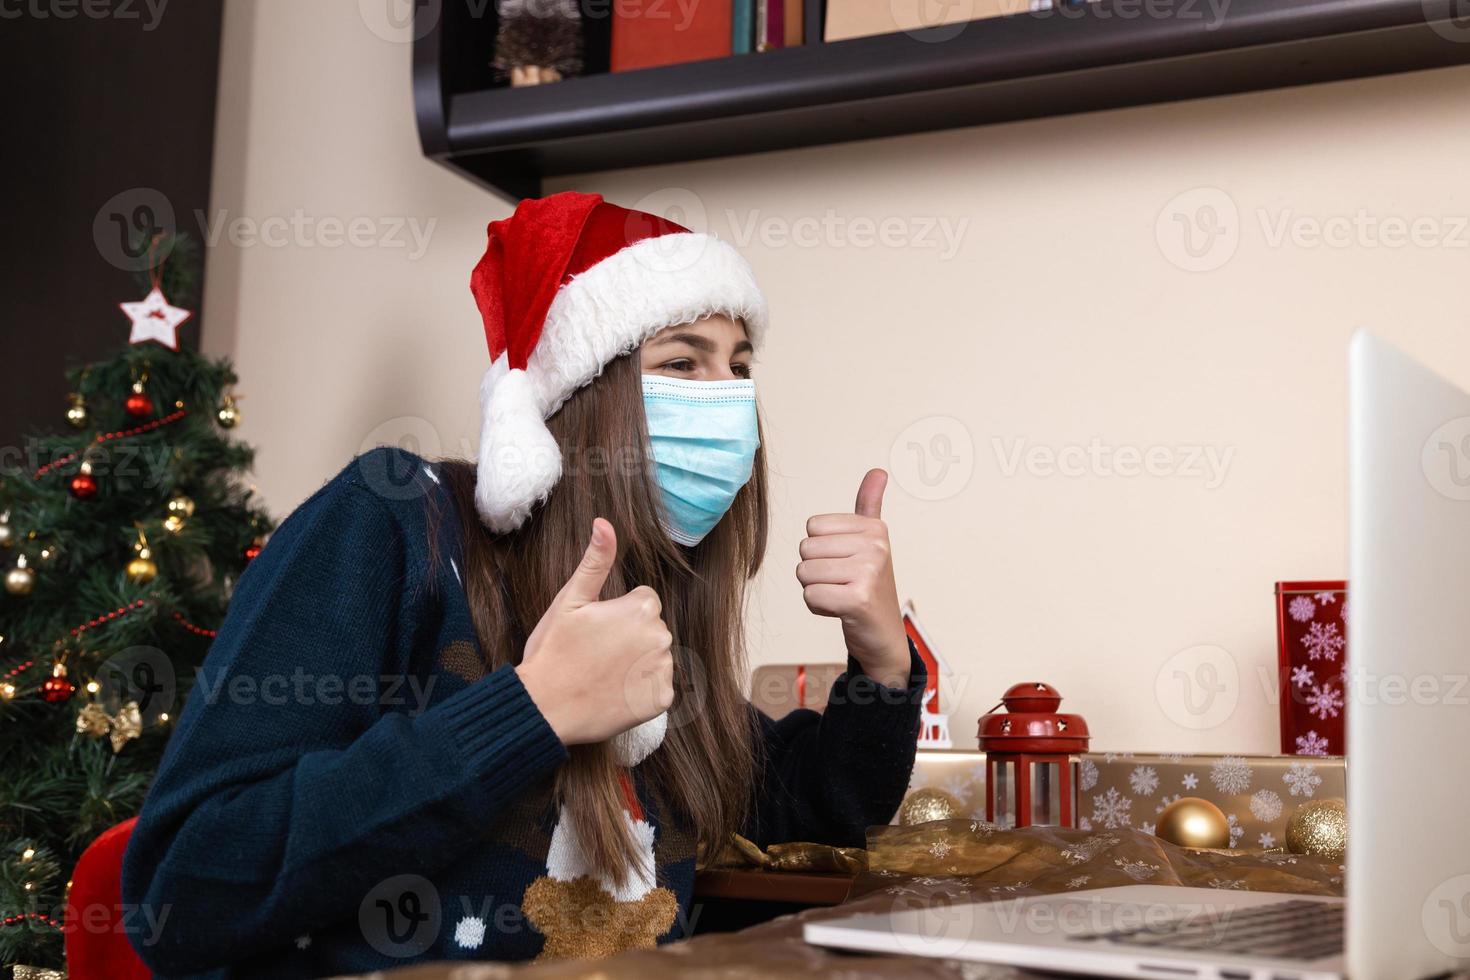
470, 191, 768, 533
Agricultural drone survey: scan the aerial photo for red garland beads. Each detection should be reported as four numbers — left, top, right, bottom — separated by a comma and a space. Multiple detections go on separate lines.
71, 598, 149, 638
32, 408, 189, 481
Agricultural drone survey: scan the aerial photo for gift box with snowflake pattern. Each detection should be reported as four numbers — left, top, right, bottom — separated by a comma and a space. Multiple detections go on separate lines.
1077, 753, 1344, 849
903, 750, 1345, 850
1276, 581, 1348, 756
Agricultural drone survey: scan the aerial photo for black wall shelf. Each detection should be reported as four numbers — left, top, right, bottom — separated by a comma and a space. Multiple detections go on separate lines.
414, 0, 1470, 201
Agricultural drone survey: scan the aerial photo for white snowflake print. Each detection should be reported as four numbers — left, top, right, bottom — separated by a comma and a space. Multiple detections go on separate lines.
1315, 591, 1338, 605
1340, 599, 1349, 622
1182, 773, 1199, 790
1207, 878, 1247, 890
1091, 787, 1133, 829
1210, 756, 1253, 795
1295, 730, 1330, 756
1283, 762, 1322, 798
1078, 816, 1092, 831
1129, 765, 1159, 796
1302, 621, 1346, 662
294, 935, 311, 950
1066, 875, 1092, 889
1114, 858, 1160, 881
1139, 821, 1157, 836
930, 839, 954, 859
1159, 752, 1185, 763
1156, 794, 1181, 814
1061, 834, 1122, 864
1249, 789, 1283, 823
1259, 832, 1277, 848
454, 915, 486, 950
1227, 814, 1244, 848
1306, 683, 1344, 720
1291, 665, 1316, 689
1288, 595, 1317, 622
1079, 758, 1099, 791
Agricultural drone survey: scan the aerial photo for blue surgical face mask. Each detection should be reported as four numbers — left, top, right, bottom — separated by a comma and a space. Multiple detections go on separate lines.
642, 375, 760, 546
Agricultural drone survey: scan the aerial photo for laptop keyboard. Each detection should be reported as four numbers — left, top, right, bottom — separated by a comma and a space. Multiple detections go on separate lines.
1069, 898, 1343, 962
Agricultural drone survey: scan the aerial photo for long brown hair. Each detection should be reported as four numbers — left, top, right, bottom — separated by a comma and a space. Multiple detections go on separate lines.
427, 350, 767, 881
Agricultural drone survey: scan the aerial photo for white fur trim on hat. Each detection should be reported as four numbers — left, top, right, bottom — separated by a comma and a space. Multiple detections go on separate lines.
474, 232, 766, 533
612, 711, 668, 767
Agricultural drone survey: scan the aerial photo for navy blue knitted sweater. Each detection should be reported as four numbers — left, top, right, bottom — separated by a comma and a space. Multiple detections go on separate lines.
121, 447, 924, 978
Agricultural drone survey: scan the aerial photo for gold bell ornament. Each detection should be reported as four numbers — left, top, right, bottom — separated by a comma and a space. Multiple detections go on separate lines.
1285, 798, 1347, 861
1155, 796, 1231, 849
164, 493, 196, 533
898, 787, 964, 826
126, 525, 158, 584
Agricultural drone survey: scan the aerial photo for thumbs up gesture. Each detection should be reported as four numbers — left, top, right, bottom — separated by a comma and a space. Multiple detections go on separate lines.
797, 469, 912, 689
516, 518, 675, 747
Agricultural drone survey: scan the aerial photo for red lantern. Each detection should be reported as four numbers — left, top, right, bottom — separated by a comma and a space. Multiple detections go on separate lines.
977, 682, 1089, 828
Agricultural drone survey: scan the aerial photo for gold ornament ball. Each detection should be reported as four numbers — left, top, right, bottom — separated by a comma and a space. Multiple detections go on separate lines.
0, 523, 11, 548
899, 787, 963, 826
66, 393, 88, 428
216, 397, 240, 428
5, 564, 35, 596
1155, 796, 1231, 848
126, 556, 159, 584
164, 493, 196, 533
1286, 798, 1347, 861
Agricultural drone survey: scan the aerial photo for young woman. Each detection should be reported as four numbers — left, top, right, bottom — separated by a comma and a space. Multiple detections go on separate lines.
122, 192, 924, 977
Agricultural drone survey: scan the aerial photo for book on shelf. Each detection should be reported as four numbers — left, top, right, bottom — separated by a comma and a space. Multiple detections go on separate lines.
824, 0, 1029, 42
610, 0, 735, 71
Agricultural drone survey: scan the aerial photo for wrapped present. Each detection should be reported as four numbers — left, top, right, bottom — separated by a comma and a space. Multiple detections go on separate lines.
902, 750, 1346, 851
1276, 580, 1348, 756
749, 663, 845, 717
1078, 752, 1346, 850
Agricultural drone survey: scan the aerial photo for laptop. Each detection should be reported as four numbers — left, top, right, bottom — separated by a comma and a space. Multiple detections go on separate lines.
804, 331, 1470, 979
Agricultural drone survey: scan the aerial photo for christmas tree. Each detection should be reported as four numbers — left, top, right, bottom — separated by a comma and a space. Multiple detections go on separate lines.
0, 234, 275, 971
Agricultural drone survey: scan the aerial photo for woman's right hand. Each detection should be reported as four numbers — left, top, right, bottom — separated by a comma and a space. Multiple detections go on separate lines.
515, 518, 675, 747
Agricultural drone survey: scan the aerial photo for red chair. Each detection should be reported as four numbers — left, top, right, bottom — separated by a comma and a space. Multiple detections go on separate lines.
65, 817, 151, 980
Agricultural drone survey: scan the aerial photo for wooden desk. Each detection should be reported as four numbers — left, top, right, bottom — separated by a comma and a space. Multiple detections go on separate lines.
690, 869, 853, 934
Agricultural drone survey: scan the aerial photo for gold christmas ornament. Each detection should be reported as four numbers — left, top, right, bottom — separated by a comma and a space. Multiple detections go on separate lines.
898, 787, 964, 826
216, 392, 241, 428
1286, 797, 1347, 861
5, 553, 36, 595
1155, 796, 1231, 849
13, 965, 67, 980
0, 508, 12, 548
66, 391, 89, 428
164, 493, 196, 533
77, 700, 144, 752
127, 525, 158, 584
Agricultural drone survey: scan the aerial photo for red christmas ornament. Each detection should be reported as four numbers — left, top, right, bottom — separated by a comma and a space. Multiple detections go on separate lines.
42, 668, 77, 704
70, 465, 99, 500
244, 538, 264, 562
125, 390, 154, 418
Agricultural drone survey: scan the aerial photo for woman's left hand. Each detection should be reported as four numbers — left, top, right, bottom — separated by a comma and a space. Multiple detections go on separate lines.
797, 468, 912, 689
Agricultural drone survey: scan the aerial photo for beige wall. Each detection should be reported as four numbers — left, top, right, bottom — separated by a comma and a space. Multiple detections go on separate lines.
207, 0, 1470, 755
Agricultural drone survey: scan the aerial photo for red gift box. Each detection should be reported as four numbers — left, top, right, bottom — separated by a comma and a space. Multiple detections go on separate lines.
1275, 580, 1348, 756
